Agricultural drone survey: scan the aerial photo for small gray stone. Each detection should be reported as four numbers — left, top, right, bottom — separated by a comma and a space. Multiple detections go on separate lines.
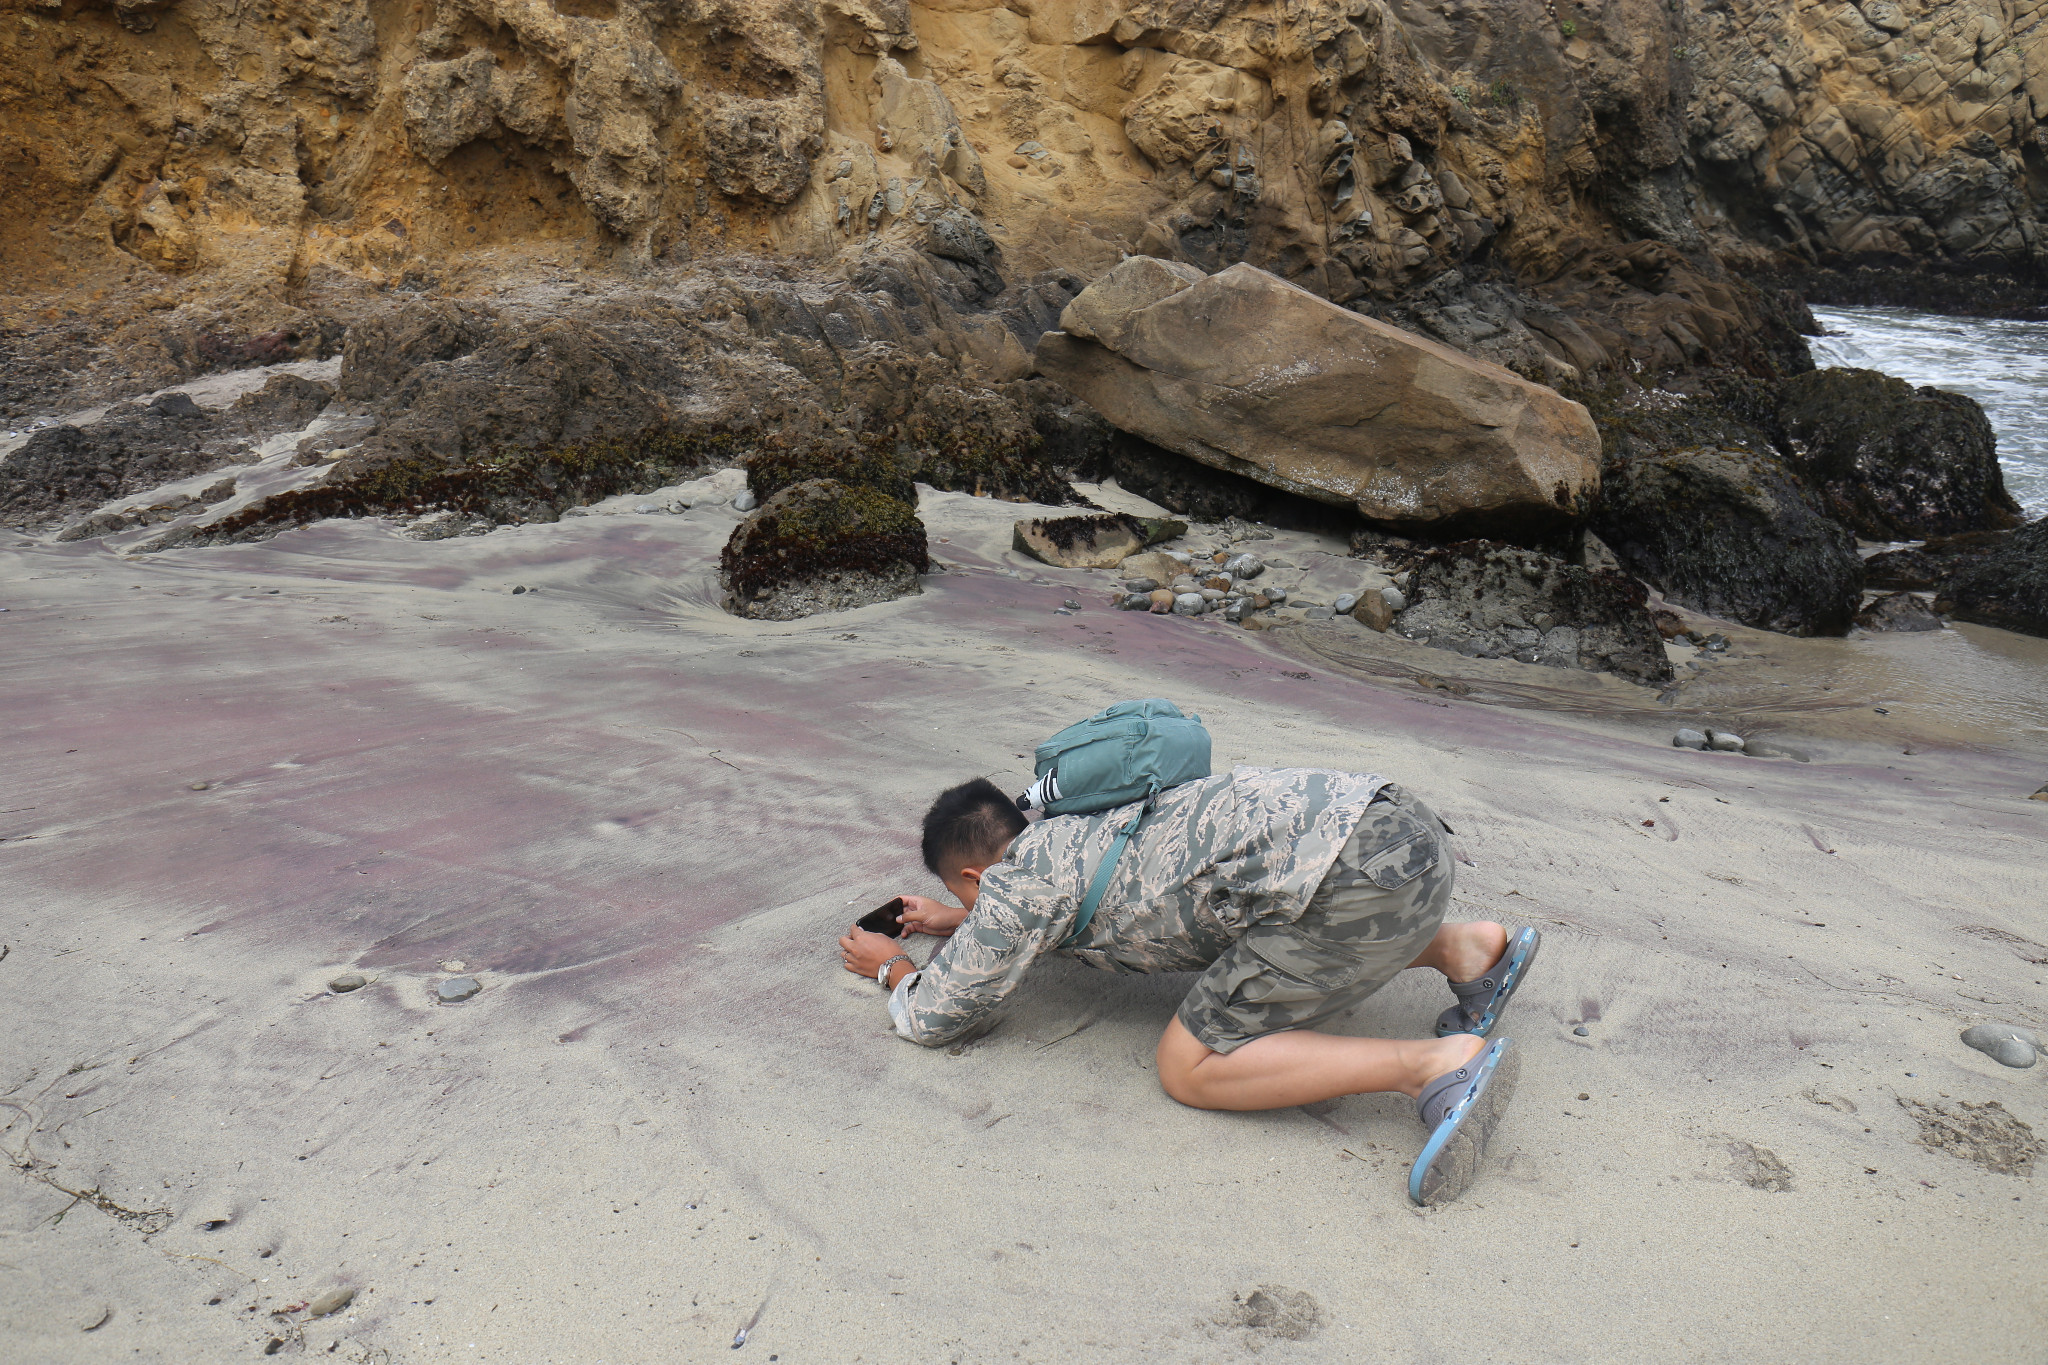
1172, 592, 1207, 616
1673, 729, 1709, 750
511, 585, 527, 594
1305, 605, 1334, 620
1223, 553, 1264, 579
1117, 593, 1151, 610
1380, 587, 1407, 612
1333, 593, 1359, 614
731, 489, 758, 512
188, 780, 211, 791
1962, 1024, 2040, 1068
1573, 1026, 1591, 1037
1708, 730, 1745, 752
306, 1288, 355, 1318
436, 976, 481, 1003
1264, 586, 1288, 603
634, 503, 660, 514
1062, 599, 1081, 610
1198, 587, 1225, 602
1123, 577, 1158, 593
328, 973, 367, 993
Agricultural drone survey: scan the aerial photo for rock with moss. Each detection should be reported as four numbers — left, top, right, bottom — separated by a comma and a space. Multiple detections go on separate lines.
1391, 541, 1674, 684
1593, 445, 1862, 636
1776, 368, 2022, 540
721, 478, 930, 620
1934, 516, 2048, 638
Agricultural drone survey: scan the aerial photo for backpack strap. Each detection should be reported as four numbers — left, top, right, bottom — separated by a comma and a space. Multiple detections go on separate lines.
1060, 788, 1153, 950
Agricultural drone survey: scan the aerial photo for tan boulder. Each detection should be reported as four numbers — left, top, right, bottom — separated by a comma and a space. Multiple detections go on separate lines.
1058, 256, 1207, 352
1116, 549, 1187, 583
1035, 261, 1602, 537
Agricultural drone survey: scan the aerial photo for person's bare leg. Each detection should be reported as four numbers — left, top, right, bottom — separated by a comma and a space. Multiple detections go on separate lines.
1156, 1016, 1487, 1112
1407, 920, 1509, 982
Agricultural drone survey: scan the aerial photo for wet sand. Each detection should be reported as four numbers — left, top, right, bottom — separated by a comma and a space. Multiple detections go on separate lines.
3, 482, 2045, 1362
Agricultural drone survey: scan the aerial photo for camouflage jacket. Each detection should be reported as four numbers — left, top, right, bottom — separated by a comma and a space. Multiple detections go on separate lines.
887, 766, 1387, 1047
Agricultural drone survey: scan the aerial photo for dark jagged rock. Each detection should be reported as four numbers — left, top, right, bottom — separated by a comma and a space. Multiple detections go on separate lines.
1391, 542, 1675, 685
720, 478, 929, 620
1935, 517, 2048, 640
4, 376, 329, 531
1854, 593, 1944, 633
1593, 445, 1862, 637
1866, 529, 2013, 591
1776, 368, 2022, 540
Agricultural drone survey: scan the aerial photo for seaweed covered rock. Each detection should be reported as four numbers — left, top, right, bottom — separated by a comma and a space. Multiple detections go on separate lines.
1012, 512, 1185, 569
1594, 446, 1862, 636
1865, 529, 2014, 590
746, 431, 917, 505
721, 478, 930, 621
1934, 517, 2048, 639
1854, 592, 1944, 633
1392, 542, 1675, 685
1776, 368, 2023, 540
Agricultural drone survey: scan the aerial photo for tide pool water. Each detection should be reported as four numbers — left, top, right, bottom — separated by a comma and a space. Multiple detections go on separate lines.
1810, 305, 2048, 520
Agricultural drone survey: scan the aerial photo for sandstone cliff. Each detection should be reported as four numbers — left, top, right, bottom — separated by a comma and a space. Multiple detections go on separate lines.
2, 0, 1872, 418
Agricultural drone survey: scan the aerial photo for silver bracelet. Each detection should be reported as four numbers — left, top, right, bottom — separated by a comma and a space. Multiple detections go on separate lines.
876, 954, 912, 987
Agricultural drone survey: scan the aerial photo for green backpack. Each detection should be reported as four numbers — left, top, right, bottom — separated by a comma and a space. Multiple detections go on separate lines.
1016, 699, 1212, 947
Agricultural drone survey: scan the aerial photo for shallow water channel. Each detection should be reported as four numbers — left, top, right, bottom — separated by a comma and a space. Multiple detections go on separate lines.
1811, 305, 2048, 519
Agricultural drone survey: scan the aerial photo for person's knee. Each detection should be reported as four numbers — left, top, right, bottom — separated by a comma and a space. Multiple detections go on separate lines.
1156, 1018, 1224, 1109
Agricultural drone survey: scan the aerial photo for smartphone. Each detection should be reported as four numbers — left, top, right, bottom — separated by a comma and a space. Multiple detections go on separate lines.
856, 897, 906, 937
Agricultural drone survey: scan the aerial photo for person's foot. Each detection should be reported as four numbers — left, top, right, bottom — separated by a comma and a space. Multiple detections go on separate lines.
1436, 926, 1541, 1038
1438, 921, 1510, 983
1407, 1032, 1487, 1097
1409, 1037, 1521, 1205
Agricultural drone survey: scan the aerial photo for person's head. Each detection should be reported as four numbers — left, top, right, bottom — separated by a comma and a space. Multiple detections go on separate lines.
921, 776, 1027, 910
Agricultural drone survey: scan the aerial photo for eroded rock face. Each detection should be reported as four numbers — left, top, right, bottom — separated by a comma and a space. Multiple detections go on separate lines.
1595, 445, 1863, 637
1935, 517, 2048, 639
1689, 0, 2048, 278
1392, 542, 1674, 685
3, 0, 1844, 428
1777, 368, 2023, 540
1035, 261, 1602, 539
720, 478, 929, 620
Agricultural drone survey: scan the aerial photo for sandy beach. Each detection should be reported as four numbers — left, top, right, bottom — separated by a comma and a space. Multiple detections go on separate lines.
4, 480, 2046, 1362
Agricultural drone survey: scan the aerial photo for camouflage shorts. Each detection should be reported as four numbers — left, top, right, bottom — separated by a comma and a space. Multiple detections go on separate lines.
1176, 784, 1453, 1054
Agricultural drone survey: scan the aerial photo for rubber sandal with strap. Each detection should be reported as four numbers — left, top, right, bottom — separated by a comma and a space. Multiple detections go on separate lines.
1434, 926, 1541, 1038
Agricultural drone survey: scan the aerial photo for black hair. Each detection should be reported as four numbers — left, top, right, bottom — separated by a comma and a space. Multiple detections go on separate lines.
921, 776, 1028, 877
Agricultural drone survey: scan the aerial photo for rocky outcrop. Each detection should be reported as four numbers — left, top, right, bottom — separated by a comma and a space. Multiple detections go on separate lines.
720, 478, 929, 620
2, 377, 331, 532
1035, 261, 1602, 539
1688, 0, 2048, 279
1777, 368, 2023, 539
1391, 542, 1675, 685
1934, 516, 2048, 638
1594, 444, 1863, 637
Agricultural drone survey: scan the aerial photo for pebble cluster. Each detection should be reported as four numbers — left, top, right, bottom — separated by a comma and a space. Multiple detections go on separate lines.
1109, 548, 1404, 627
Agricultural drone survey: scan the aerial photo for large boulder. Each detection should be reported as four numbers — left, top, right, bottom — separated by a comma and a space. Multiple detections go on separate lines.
720, 478, 930, 621
1594, 446, 1863, 636
1033, 260, 1602, 540
1391, 542, 1674, 685
1776, 368, 2023, 540
1934, 517, 2048, 638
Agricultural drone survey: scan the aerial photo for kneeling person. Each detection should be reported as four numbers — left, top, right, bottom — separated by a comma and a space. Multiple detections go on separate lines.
838, 767, 1539, 1204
